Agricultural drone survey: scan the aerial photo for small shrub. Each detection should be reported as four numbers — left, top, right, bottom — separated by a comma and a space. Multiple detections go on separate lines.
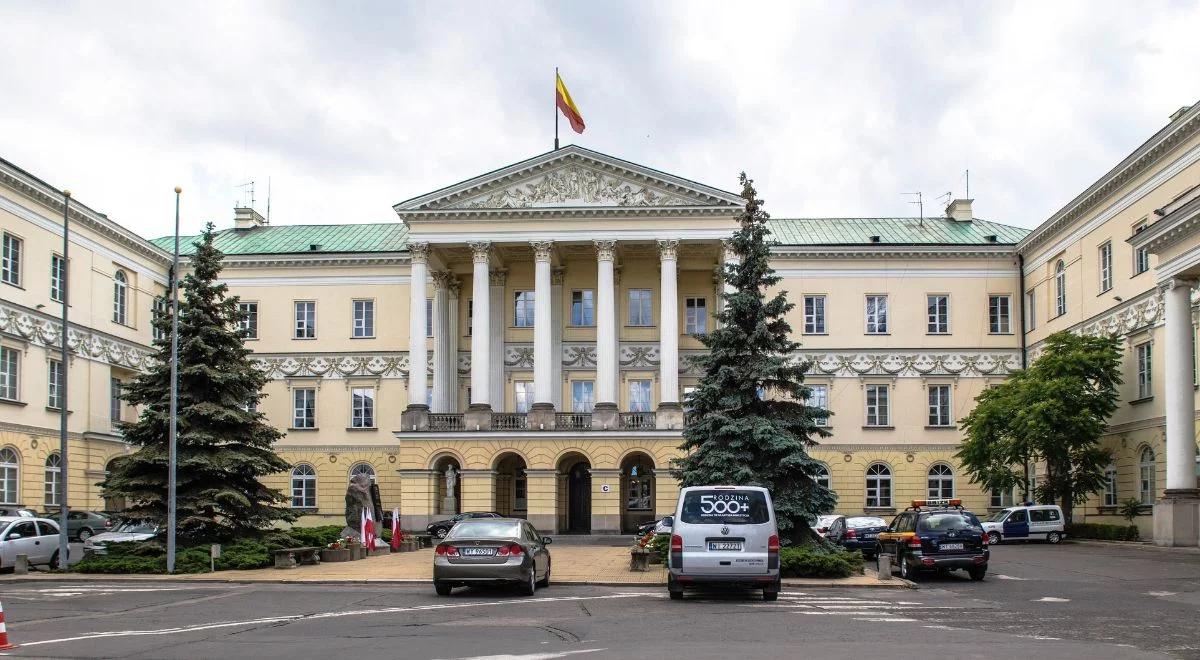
1064, 522, 1139, 541
779, 546, 864, 579
649, 533, 670, 564
284, 525, 345, 548
216, 540, 273, 570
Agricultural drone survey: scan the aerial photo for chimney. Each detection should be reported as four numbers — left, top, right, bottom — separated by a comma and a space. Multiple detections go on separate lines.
945, 198, 973, 222
233, 207, 267, 230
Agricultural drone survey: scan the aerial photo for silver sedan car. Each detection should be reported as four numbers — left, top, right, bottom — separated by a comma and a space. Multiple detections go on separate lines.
432, 518, 551, 596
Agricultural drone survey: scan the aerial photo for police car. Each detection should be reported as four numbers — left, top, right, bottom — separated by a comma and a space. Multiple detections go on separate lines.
874, 499, 989, 581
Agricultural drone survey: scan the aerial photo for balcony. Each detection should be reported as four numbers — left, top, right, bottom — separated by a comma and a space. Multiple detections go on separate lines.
428, 414, 464, 432
619, 411, 657, 430
555, 412, 592, 430
492, 413, 529, 431
403, 409, 681, 432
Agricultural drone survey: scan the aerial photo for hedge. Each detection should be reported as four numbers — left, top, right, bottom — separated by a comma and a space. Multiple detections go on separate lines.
779, 546, 864, 579
1065, 522, 1139, 541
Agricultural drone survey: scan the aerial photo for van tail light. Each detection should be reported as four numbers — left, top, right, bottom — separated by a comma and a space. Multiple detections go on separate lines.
767, 534, 780, 570
671, 534, 683, 553
906, 536, 922, 549
845, 528, 858, 540
980, 532, 989, 546
496, 543, 523, 557
435, 544, 458, 556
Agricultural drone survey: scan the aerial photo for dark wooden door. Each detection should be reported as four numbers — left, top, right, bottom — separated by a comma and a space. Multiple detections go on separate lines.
568, 463, 591, 533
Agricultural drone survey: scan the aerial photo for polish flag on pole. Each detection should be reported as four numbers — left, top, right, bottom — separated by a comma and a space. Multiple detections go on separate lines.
365, 508, 376, 549
360, 507, 367, 548
390, 507, 402, 550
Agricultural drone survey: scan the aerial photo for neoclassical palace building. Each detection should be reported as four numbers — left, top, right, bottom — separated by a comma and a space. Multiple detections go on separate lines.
2, 103, 1199, 544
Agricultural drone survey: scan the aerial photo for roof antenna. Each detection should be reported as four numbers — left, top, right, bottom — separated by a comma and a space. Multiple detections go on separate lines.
903, 192, 924, 226
266, 177, 272, 224
236, 181, 255, 209
965, 169, 970, 199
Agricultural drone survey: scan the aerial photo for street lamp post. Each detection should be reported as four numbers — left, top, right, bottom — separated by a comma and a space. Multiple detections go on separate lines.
167, 186, 181, 573
57, 190, 71, 570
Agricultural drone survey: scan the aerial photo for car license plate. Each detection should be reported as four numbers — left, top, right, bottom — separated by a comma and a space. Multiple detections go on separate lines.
708, 541, 743, 551
461, 547, 495, 556
864, 533, 877, 540
940, 543, 964, 551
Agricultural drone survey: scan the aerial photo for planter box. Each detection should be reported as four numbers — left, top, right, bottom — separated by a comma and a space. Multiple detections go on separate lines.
368, 547, 389, 557
321, 548, 351, 562
629, 549, 651, 572
648, 553, 663, 565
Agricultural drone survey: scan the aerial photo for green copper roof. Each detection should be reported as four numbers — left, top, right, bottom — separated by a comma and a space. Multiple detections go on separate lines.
766, 217, 1029, 246
151, 223, 410, 255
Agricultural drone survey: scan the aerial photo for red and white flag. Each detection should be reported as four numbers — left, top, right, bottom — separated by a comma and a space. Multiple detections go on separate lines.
390, 507, 401, 551
365, 508, 377, 549
360, 507, 368, 547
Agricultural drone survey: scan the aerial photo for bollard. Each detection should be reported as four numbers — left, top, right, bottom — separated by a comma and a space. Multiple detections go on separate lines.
0, 599, 17, 650
876, 553, 892, 580
13, 555, 27, 576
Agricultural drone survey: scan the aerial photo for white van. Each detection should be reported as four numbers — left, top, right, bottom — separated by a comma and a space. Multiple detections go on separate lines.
981, 504, 1066, 544
667, 485, 780, 601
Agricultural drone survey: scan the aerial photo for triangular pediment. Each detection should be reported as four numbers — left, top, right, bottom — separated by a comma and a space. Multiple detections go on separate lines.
394, 145, 742, 213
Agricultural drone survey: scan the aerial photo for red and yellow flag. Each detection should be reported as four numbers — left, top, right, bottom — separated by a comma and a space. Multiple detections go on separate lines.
556, 73, 585, 134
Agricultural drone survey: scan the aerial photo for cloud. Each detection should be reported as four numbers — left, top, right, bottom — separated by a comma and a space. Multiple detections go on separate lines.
1, 0, 1198, 239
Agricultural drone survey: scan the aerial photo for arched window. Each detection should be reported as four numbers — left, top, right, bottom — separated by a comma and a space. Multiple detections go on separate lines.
291, 464, 317, 508
1139, 447, 1156, 505
1054, 260, 1066, 317
0, 448, 18, 505
813, 463, 831, 490
113, 270, 128, 325
865, 463, 892, 508
927, 464, 954, 499
103, 456, 126, 512
44, 453, 62, 507
349, 462, 376, 483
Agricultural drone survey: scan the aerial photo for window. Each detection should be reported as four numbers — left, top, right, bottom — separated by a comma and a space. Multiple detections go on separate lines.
1139, 447, 1156, 505
291, 464, 317, 508
1104, 462, 1118, 507
804, 295, 826, 334
1026, 290, 1037, 331
865, 384, 890, 427
629, 380, 652, 412
927, 385, 952, 427
351, 387, 375, 428
926, 295, 949, 333
514, 291, 535, 327
112, 270, 128, 325
1027, 463, 1038, 498
109, 377, 123, 426
1, 233, 21, 286
571, 380, 595, 413
350, 462, 376, 483
153, 298, 169, 341
238, 302, 258, 339
425, 298, 433, 337
1054, 260, 1066, 317
0, 347, 18, 401
865, 295, 888, 334
625, 458, 654, 511
1134, 223, 1150, 275
989, 295, 1011, 334
1136, 342, 1153, 399
514, 381, 533, 413
47, 359, 63, 409
1098, 241, 1113, 292
294, 301, 316, 339
682, 385, 696, 410
571, 290, 594, 326
927, 464, 954, 499
685, 297, 707, 334
628, 290, 652, 326
50, 254, 66, 302
292, 388, 316, 428
514, 472, 528, 510
0, 448, 17, 504
814, 463, 830, 490
467, 299, 473, 336
990, 487, 1015, 508
806, 384, 829, 427
44, 454, 62, 507
352, 299, 374, 338
865, 463, 892, 508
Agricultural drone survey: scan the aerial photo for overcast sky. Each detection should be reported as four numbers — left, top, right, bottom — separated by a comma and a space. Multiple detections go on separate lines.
2, 1, 1199, 240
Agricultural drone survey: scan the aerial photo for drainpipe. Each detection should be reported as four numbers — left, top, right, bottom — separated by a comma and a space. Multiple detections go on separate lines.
1018, 253, 1031, 502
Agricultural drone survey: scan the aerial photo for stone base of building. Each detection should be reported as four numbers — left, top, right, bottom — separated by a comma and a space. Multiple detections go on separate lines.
656, 403, 684, 430
1153, 489, 1200, 547
401, 404, 430, 432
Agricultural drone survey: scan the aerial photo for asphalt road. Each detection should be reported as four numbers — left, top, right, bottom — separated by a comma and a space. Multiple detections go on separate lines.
0, 541, 1196, 660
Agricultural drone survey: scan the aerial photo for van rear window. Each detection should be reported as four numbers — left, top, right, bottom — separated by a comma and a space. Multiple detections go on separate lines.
679, 490, 770, 525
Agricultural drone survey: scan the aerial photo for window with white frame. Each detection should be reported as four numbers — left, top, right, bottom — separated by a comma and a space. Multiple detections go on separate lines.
1104, 462, 1118, 507
682, 385, 696, 410
927, 385, 952, 427
685, 297, 707, 334
989, 295, 1011, 334
353, 299, 374, 338
294, 301, 316, 339
1026, 290, 1037, 330
865, 463, 892, 507
865, 384, 890, 427
571, 380, 594, 413
292, 388, 316, 428
291, 464, 317, 508
113, 270, 128, 325
990, 487, 1015, 508
813, 463, 830, 490
350, 462, 376, 482
425, 298, 433, 337
804, 295, 826, 334
47, 359, 63, 410
1136, 342, 1153, 399
1139, 447, 1155, 505
1, 233, 21, 286
806, 384, 829, 427
0, 347, 18, 401
865, 295, 888, 334
351, 387, 375, 428
1099, 241, 1113, 292
1054, 260, 1066, 317
238, 302, 258, 339
514, 291, 535, 327
926, 294, 949, 333
153, 297, 169, 341
1134, 223, 1150, 275
629, 379, 652, 412
514, 381, 533, 413
109, 377, 122, 426
44, 453, 62, 507
927, 464, 954, 498
51, 254, 66, 302
571, 290, 594, 326
628, 290, 653, 326
0, 448, 17, 504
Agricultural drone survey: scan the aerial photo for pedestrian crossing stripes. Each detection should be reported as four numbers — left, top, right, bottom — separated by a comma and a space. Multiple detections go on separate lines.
768, 592, 993, 624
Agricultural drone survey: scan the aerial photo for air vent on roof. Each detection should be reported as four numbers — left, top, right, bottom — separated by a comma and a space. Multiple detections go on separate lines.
984, 234, 997, 243
309, 244, 322, 251
869, 235, 881, 243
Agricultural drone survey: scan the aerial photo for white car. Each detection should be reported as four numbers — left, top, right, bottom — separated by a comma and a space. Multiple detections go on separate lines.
82, 522, 158, 556
813, 515, 840, 538
0, 516, 64, 569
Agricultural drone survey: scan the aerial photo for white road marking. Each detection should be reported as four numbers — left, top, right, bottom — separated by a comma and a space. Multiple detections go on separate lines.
1145, 591, 1176, 597
1034, 597, 1070, 602
994, 574, 1029, 580
854, 617, 917, 622
16, 593, 647, 649
432, 650, 605, 660
797, 611, 894, 616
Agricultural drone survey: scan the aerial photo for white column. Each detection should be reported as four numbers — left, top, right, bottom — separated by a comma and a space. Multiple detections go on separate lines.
431, 271, 453, 413
468, 241, 491, 409
721, 238, 739, 300
407, 243, 430, 408
552, 267, 565, 409
489, 269, 506, 410
531, 241, 555, 407
447, 279, 461, 411
595, 240, 617, 407
658, 239, 680, 407
1164, 279, 1198, 492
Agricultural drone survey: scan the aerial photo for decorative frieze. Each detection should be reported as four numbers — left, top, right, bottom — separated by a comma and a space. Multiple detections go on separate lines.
797, 351, 1021, 377
0, 302, 154, 371
253, 354, 409, 379
448, 164, 691, 209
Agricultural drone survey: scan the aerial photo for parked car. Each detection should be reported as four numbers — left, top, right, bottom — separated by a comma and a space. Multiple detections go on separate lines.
981, 504, 1066, 545
0, 517, 64, 570
56, 511, 112, 541
426, 512, 502, 540
82, 522, 158, 556
813, 514, 840, 538
826, 515, 888, 559
667, 485, 780, 601
432, 518, 552, 596
0, 507, 37, 518
636, 515, 674, 536
875, 499, 989, 581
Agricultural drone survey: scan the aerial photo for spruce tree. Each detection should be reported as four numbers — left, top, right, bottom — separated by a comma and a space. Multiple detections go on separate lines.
675, 174, 835, 543
102, 223, 294, 542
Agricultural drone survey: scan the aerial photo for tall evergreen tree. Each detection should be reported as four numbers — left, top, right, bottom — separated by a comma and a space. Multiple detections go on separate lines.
675, 174, 835, 543
102, 223, 294, 542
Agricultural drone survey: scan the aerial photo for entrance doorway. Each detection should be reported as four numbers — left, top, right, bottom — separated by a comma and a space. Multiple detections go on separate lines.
557, 453, 591, 533
620, 452, 655, 533
494, 453, 528, 519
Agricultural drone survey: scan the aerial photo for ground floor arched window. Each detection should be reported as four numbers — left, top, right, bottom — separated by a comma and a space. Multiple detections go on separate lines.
44, 453, 62, 507
1139, 448, 1156, 505
291, 464, 317, 508
865, 463, 892, 508
927, 464, 954, 499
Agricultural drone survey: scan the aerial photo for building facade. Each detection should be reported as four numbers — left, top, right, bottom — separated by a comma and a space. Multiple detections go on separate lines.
1, 106, 1198, 543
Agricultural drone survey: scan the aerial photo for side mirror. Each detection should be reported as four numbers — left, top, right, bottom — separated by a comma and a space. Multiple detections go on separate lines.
6, 534, 20, 540
542, 537, 553, 545
664, 516, 674, 527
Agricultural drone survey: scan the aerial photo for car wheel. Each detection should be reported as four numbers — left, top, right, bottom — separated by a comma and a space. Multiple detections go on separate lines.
898, 554, 911, 580
519, 569, 537, 596
537, 560, 551, 588
1046, 531, 1062, 544
77, 528, 93, 542
987, 531, 1002, 545
968, 567, 987, 581
435, 527, 448, 539
49, 549, 66, 569
434, 580, 452, 596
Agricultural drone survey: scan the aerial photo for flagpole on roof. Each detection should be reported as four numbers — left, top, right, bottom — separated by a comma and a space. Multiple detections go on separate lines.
554, 67, 560, 150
